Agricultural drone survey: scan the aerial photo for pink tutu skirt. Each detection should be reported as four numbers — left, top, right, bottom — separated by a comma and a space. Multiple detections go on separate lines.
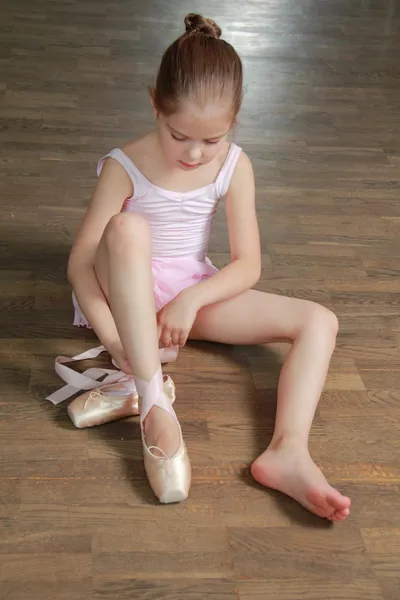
73, 256, 218, 328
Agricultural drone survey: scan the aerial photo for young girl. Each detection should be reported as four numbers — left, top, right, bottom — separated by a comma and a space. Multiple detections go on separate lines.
57, 14, 351, 519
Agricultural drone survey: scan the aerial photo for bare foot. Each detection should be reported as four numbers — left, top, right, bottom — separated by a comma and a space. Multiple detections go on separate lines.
251, 441, 351, 521
142, 406, 181, 458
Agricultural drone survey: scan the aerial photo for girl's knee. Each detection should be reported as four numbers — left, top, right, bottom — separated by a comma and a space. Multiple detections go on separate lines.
304, 303, 339, 339
104, 212, 150, 251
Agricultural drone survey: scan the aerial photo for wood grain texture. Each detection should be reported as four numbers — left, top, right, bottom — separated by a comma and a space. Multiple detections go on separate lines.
1, 0, 400, 598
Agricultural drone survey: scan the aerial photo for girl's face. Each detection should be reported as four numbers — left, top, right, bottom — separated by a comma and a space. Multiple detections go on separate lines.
156, 99, 234, 171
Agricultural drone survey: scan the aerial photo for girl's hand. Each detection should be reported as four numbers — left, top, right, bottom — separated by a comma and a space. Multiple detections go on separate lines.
107, 340, 132, 374
157, 291, 199, 348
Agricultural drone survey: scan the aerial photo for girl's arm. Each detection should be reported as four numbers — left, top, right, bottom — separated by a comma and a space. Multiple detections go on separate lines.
67, 158, 132, 356
182, 152, 261, 310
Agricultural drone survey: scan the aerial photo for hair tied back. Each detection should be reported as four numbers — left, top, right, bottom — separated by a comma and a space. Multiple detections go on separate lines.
184, 13, 222, 39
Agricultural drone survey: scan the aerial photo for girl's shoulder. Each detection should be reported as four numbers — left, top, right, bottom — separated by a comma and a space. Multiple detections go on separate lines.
122, 131, 159, 168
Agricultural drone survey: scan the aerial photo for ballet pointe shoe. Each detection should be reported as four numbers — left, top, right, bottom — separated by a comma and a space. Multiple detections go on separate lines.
136, 368, 191, 504
68, 375, 176, 429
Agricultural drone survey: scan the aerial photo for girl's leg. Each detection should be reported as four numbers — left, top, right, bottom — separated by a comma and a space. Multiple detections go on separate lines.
189, 290, 351, 521
96, 212, 180, 457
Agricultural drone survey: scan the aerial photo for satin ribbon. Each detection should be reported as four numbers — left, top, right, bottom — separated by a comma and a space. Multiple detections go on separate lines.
46, 345, 178, 405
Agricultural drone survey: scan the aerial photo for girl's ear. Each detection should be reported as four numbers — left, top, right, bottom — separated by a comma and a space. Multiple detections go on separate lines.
148, 87, 158, 118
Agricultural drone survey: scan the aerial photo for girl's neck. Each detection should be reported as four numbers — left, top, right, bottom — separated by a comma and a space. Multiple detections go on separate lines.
124, 131, 231, 194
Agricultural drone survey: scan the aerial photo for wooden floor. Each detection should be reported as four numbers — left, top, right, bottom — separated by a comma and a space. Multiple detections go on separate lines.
1, 1, 400, 598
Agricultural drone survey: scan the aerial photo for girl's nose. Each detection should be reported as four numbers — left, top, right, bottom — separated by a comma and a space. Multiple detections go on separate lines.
188, 144, 202, 162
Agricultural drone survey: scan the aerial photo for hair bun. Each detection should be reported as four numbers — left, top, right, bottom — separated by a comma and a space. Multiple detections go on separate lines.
184, 13, 222, 39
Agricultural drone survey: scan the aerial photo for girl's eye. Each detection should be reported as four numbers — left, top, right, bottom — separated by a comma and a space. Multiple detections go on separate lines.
171, 133, 186, 142
170, 131, 220, 144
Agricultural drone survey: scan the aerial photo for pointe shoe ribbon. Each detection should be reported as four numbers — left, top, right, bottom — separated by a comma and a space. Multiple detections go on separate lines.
46, 344, 178, 405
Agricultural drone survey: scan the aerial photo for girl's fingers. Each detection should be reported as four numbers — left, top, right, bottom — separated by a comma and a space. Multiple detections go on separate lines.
161, 327, 172, 348
179, 330, 188, 347
171, 329, 181, 347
